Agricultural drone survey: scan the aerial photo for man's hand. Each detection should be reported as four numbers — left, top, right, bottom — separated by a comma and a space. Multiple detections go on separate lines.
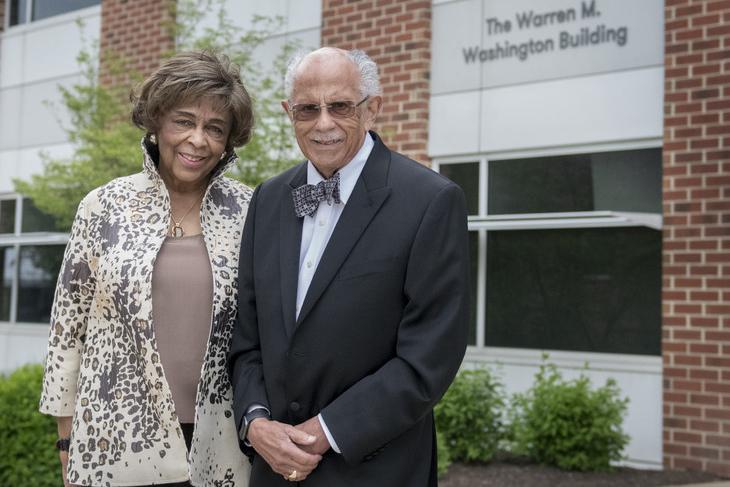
295, 416, 332, 456
247, 419, 322, 481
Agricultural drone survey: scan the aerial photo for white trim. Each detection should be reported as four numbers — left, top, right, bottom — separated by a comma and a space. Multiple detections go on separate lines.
433, 138, 663, 165
464, 346, 662, 375
616, 458, 663, 471
0, 233, 69, 246
0, 321, 50, 334
13, 193, 22, 235
467, 211, 662, 231
476, 158, 487, 347
24, 0, 32, 27
7, 244, 18, 323
475, 230, 486, 347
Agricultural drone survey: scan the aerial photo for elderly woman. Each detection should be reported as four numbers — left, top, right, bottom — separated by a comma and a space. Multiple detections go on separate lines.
39, 51, 253, 487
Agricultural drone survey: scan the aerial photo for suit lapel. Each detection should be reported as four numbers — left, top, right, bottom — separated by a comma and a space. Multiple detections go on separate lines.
280, 163, 307, 338
296, 134, 392, 326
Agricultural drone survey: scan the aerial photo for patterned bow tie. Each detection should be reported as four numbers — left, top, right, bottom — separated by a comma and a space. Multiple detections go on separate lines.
292, 172, 342, 218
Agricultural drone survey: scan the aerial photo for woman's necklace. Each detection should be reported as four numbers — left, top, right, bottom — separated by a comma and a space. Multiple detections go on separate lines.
169, 192, 203, 238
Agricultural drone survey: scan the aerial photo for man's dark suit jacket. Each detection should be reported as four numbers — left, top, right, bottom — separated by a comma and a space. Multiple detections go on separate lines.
228, 132, 469, 486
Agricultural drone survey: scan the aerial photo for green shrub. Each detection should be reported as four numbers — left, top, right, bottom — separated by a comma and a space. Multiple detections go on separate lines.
436, 428, 452, 477
0, 364, 59, 487
435, 368, 505, 463
508, 363, 630, 471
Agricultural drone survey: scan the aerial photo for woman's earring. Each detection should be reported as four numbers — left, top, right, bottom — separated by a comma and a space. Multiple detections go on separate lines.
220, 151, 227, 160
150, 134, 157, 145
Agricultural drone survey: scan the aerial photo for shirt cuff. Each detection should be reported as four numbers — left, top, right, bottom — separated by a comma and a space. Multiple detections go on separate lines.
247, 404, 270, 414
318, 413, 341, 454
242, 404, 270, 447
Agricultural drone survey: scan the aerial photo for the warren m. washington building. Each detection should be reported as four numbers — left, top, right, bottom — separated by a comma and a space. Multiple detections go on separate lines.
0, 0, 728, 477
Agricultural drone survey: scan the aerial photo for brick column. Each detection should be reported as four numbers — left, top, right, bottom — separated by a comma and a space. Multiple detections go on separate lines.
321, 0, 432, 165
662, 0, 730, 477
99, 0, 175, 88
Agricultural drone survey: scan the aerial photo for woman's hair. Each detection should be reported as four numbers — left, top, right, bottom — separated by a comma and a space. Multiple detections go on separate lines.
131, 50, 254, 149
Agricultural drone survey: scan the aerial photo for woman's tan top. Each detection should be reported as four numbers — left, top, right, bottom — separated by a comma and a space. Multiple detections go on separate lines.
152, 234, 213, 424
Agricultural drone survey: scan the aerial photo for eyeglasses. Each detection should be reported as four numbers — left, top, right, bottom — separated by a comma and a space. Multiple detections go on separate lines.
290, 96, 370, 122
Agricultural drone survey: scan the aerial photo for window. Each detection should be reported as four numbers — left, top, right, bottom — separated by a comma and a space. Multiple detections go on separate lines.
0, 195, 67, 324
7, 0, 99, 27
438, 148, 662, 356
488, 150, 662, 215
22, 198, 57, 232
17, 245, 64, 323
485, 227, 661, 355
0, 200, 16, 234
8, 0, 28, 26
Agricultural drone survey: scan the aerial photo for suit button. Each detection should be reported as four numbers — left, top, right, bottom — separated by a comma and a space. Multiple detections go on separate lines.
289, 401, 300, 412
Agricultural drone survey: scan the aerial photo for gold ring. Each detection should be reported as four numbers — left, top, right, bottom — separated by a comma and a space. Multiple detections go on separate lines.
287, 470, 298, 481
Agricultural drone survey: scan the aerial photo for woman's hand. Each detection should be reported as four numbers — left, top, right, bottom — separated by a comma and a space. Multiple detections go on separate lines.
56, 416, 76, 487
59, 449, 71, 487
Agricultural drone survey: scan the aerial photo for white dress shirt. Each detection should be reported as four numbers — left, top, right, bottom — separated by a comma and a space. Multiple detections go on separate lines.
296, 133, 374, 453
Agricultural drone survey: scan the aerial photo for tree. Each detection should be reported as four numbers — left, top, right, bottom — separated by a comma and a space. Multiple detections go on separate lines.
174, 0, 301, 184
14, 0, 301, 231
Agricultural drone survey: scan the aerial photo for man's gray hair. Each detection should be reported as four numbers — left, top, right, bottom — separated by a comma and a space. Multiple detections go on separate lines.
284, 48, 382, 100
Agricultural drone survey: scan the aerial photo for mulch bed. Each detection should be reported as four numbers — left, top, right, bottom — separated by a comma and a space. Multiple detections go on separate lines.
440, 457, 728, 487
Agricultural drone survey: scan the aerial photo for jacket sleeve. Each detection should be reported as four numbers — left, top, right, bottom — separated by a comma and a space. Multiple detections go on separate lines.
320, 182, 470, 465
228, 184, 270, 450
39, 194, 98, 417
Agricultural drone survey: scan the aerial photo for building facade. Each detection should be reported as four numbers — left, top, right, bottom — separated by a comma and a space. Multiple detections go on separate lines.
0, 0, 728, 476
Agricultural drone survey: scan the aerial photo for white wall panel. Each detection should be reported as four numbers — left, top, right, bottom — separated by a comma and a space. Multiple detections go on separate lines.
20, 75, 81, 148
0, 86, 22, 149
432, 0, 482, 94
428, 91, 481, 157
0, 34, 24, 88
479, 67, 664, 153
0, 149, 23, 193
0, 326, 50, 373
194, 0, 321, 39
431, 0, 663, 94
0, 143, 73, 193
1, 7, 100, 88
22, 13, 100, 85
17, 143, 74, 185
187, 0, 321, 101
286, 0, 323, 33
0, 6, 100, 198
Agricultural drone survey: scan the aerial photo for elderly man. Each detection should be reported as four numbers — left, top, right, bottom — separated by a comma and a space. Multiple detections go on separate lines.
228, 47, 469, 486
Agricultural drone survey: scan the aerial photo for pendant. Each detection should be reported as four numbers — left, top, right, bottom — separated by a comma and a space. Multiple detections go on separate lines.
172, 223, 185, 238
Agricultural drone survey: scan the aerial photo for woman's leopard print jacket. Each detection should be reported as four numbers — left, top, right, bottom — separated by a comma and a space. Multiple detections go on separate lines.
40, 139, 253, 486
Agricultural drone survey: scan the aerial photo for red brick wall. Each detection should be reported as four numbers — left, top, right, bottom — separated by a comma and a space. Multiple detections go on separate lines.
321, 0, 432, 165
662, 0, 730, 477
99, 0, 175, 88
